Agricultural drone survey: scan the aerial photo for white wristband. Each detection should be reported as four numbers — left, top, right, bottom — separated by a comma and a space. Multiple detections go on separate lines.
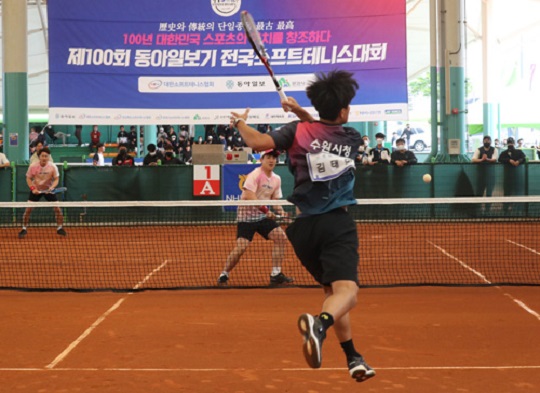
233, 118, 245, 126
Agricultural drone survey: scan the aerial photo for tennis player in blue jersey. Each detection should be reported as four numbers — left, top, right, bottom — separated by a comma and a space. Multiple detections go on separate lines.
230, 70, 375, 382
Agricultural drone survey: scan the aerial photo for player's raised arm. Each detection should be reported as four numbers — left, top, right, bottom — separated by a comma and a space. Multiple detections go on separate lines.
231, 108, 276, 151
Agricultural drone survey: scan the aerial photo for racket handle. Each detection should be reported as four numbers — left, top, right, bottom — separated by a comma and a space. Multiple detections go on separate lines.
278, 89, 287, 101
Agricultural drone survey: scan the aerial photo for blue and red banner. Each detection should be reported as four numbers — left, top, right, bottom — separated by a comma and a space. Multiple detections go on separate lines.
48, 0, 407, 125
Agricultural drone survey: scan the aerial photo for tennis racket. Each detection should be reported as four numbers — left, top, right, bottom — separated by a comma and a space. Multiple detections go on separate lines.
39, 187, 67, 194
241, 10, 287, 101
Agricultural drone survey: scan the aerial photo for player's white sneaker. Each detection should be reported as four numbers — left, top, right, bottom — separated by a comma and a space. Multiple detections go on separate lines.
298, 313, 326, 368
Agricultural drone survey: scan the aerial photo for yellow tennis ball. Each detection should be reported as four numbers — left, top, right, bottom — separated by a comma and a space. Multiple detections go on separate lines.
423, 174, 432, 183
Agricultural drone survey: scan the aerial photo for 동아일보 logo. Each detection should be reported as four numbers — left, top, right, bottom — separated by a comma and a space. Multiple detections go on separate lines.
148, 80, 162, 90
211, 0, 241, 17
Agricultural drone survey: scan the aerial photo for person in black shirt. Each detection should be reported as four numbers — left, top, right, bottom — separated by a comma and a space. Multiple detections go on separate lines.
112, 144, 134, 166
390, 138, 417, 166
127, 126, 138, 152
143, 144, 163, 166
498, 137, 526, 205
161, 150, 183, 165
367, 132, 391, 165
117, 126, 129, 145
401, 124, 413, 149
472, 135, 498, 203
498, 137, 526, 167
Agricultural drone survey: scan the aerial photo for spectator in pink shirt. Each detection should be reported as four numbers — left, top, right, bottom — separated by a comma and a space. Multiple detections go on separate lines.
218, 149, 294, 286
18, 148, 66, 239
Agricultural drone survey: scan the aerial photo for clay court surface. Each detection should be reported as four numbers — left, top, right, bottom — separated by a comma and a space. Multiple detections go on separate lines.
1, 286, 539, 392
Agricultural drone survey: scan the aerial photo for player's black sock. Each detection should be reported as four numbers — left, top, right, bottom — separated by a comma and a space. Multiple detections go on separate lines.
318, 312, 334, 331
340, 339, 361, 359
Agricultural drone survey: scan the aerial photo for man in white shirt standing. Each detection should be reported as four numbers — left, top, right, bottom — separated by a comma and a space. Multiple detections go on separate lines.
92, 143, 106, 166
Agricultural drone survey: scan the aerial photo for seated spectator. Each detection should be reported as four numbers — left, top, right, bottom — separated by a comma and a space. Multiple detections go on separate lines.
117, 125, 129, 145
36, 128, 48, 146
204, 125, 217, 141
167, 131, 180, 153
183, 144, 193, 164
29, 127, 40, 145
161, 150, 183, 165
179, 125, 189, 139
0, 151, 10, 168
30, 141, 55, 165
233, 134, 245, 150
517, 138, 525, 149
92, 143, 106, 166
194, 136, 204, 145
367, 132, 391, 165
391, 138, 418, 166
143, 143, 163, 166
112, 145, 134, 166
90, 125, 101, 151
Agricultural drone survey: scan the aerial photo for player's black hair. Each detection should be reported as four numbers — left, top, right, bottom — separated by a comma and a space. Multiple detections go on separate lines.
306, 70, 359, 121
38, 147, 51, 156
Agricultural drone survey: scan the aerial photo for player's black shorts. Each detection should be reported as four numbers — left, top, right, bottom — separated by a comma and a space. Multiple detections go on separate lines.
237, 218, 280, 241
27, 192, 58, 202
286, 208, 359, 286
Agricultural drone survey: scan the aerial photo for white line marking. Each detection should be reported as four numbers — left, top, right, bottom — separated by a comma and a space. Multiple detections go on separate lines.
505, 295, 540, 321
427, 241, 491, 284
2, 365, 540, 372
45, 298, 126, 369
132, 260, 169, 291
429, 242, 540, 322
45, 260, 169, 369
506, 239, 540, 256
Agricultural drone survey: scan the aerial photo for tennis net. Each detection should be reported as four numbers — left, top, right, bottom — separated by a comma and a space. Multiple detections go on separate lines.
1, 197, 539, 291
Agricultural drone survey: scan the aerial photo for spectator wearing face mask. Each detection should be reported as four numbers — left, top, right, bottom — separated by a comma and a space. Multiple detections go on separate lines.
390, 138, 417, 167
112, 144, 134, 166
367, 133, 391, 165
161, 150, 184, 165
498, 137, 527, 208
472, 135, 498, 211
355, 138, 366, 163
498, 137, 524, 167
143, 144, 163, 166
472, 136, 498, 165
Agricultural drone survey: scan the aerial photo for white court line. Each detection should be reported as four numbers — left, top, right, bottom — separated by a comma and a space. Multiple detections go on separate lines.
45, 260, 169, 370
506, 239, 540, 256
427, 241, 491, 284
429, 242, 540, 321
3, 365, 540, 372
